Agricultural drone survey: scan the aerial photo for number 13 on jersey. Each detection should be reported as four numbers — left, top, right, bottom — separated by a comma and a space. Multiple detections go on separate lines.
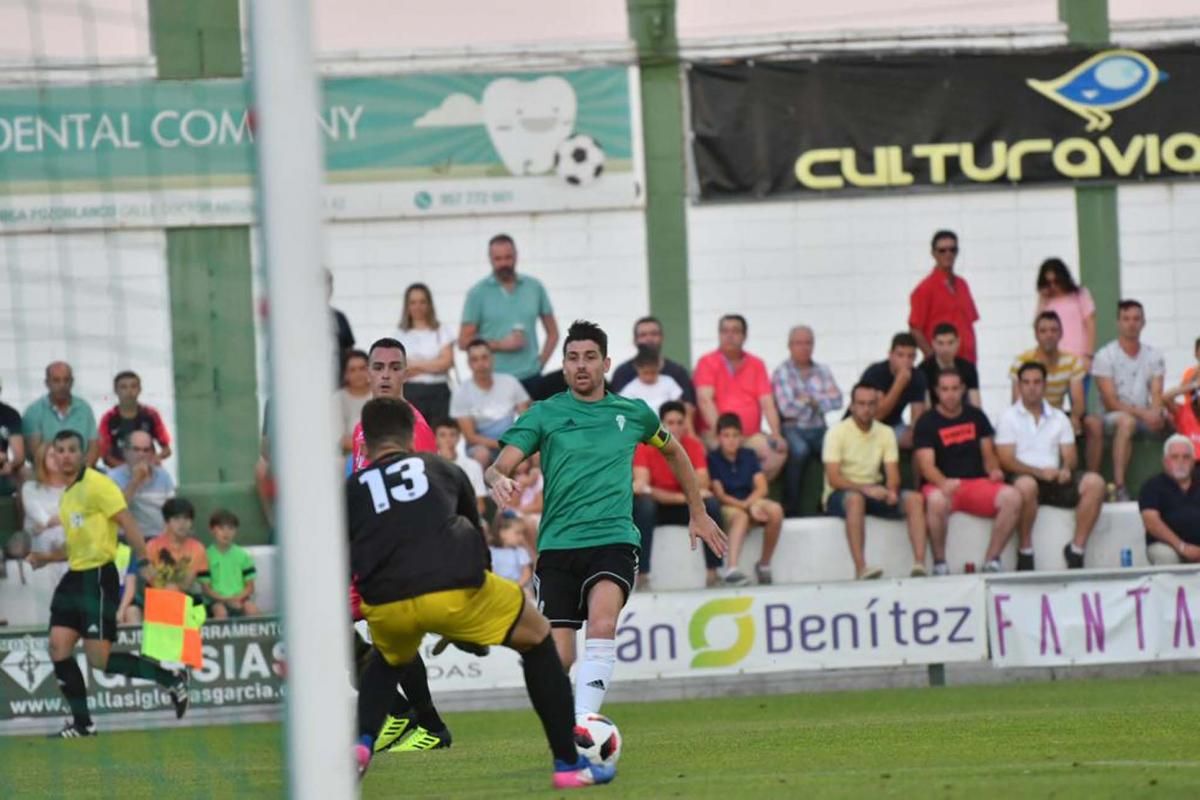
358, 457, 430, 512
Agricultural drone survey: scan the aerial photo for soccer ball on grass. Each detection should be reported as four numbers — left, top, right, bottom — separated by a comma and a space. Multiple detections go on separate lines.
575, 713, 621, 767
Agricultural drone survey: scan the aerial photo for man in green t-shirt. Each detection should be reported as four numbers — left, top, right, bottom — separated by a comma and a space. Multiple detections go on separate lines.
487, 321, 726, 720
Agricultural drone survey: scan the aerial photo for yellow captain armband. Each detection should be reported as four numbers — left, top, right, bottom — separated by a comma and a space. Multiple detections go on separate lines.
647, 425, 672, 450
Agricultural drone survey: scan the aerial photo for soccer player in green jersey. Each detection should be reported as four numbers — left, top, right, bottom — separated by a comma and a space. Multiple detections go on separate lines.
487, 321, 726, 718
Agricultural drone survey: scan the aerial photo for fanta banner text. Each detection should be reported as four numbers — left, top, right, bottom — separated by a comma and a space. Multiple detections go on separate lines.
688, 47, 1200, 197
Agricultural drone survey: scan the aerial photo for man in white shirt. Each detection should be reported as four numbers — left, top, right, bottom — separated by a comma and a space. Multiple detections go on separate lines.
451, 339, 531, 468
618, 346, 683, 414
433, 417, 488, 516
996, 361, 1105, 571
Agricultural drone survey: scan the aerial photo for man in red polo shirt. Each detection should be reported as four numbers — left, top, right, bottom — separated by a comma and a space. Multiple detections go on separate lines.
694, 314, 787, 480
909, 230, 980, 364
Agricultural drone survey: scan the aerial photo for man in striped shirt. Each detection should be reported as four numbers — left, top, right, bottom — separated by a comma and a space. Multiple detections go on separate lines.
1009, 311, 1103, 475
772, 326, 844, 516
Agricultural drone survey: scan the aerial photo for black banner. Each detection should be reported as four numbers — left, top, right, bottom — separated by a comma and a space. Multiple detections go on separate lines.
689, 47, 1200, 198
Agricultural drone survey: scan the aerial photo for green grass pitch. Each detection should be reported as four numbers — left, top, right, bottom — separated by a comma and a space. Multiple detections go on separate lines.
3, 674, 1198, 798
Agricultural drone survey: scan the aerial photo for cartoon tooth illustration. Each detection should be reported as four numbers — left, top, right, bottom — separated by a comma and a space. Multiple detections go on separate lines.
481, 76, 577, 176
1026, 49, 1166, 132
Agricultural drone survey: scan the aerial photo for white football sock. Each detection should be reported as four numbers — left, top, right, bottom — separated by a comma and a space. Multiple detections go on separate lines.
574, 638, 617, 717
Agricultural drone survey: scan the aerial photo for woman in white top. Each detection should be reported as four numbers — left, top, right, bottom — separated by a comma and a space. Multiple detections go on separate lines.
19, 444, 69, 565
395, 282, 455, 423
335, 349, 371, 457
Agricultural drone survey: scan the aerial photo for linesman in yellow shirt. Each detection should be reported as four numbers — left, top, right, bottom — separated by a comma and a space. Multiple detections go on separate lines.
29, 430, 191, 738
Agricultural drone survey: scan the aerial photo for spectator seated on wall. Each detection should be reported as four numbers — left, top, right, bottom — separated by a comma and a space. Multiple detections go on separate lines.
98, 370, 172, 468
772, 325, 843, 518
116, 498, 208, 624
915, 369, 1021, 575
633, 401, 725, 589
108, 431, 175, 539
199, 509, 260, 619
708, 413, 784, 587
996, 362, 1106, 571
451, 339, 531, 470
11, 444, 69, 568
1093, 299, 1167, 502
859, 333, 928, 451
1140, 435, 1200, 566
823, 383, 927, 580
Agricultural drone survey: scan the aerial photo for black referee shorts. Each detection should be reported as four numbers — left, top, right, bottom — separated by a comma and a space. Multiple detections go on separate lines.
49, 563, 120, 642
534, 544, 639, 630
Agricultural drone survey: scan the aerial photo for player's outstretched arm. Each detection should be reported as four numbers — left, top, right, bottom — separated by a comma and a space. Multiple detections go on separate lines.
485, 445, 527, 508
661, 438, 728, 558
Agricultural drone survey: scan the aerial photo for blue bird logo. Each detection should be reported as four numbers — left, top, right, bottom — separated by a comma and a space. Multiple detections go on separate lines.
1026, 49, 1167, 131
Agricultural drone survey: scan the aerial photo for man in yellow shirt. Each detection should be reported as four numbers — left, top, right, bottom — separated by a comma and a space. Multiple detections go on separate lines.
28, 430, 190, 738
823, 384, 928, 580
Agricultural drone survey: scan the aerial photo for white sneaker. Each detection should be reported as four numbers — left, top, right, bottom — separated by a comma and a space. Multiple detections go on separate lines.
982, 559, 1003, 573
723, 569, 750, 587
932, 562, 950, 576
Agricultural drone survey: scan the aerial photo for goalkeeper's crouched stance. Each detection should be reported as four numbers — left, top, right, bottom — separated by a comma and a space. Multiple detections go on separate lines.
350, 588, 451, 753
347, 397, 614, 788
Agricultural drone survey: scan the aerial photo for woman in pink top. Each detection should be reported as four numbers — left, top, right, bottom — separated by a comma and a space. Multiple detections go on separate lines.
1036, 258, 1096, 371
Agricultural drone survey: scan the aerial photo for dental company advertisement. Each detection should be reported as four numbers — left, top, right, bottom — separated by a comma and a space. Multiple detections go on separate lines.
688, 46, 1200, 198
0, 68, 640, 231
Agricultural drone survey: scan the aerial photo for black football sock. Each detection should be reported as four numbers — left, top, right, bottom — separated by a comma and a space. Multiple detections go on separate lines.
53, 659, 93, 729
359, 652, 405, 742
521, 635, 579, 764
105, 652, 179, 688
389, 688, 413, 718
398, 655, 445, 732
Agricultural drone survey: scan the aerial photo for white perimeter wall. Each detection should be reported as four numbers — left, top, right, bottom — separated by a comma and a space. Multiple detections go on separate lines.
1117, 183, 1200, 386
0, 230, 176, 473
686, 182, 1200, 426
1, 188, 1196, 460
322, 211, 649, 378
686, 188, 1079, 421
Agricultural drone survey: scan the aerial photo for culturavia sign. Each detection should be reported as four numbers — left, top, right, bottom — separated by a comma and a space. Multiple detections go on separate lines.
688, 47, 1200, 197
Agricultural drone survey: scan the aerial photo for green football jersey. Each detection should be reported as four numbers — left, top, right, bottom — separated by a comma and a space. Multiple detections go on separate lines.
501, 391, 670, 552
202, 543, 257, 599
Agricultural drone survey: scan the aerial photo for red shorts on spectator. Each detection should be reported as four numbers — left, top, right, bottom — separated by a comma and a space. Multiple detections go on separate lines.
922, 478, 1004, 518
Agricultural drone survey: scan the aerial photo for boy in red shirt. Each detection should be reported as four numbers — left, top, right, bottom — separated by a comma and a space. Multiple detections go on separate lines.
632, 401, 725, 588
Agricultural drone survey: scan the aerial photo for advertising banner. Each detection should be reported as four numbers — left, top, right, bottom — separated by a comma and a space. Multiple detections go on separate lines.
987, 572, 1200, 668
424, 578, 989, 692
688, 47, 1200, 198
0, 619, 285, 722
0, 68, 639, 231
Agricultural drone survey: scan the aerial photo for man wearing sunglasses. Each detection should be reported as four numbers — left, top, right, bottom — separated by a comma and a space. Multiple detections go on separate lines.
909, 230, 980, 365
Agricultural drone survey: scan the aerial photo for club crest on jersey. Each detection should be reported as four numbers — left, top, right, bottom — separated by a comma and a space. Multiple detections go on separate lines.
615, 414, 626, 431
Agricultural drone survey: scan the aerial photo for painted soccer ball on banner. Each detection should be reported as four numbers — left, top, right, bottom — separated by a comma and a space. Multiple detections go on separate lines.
554, 134, 605, 186
576, 713, 621, 767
